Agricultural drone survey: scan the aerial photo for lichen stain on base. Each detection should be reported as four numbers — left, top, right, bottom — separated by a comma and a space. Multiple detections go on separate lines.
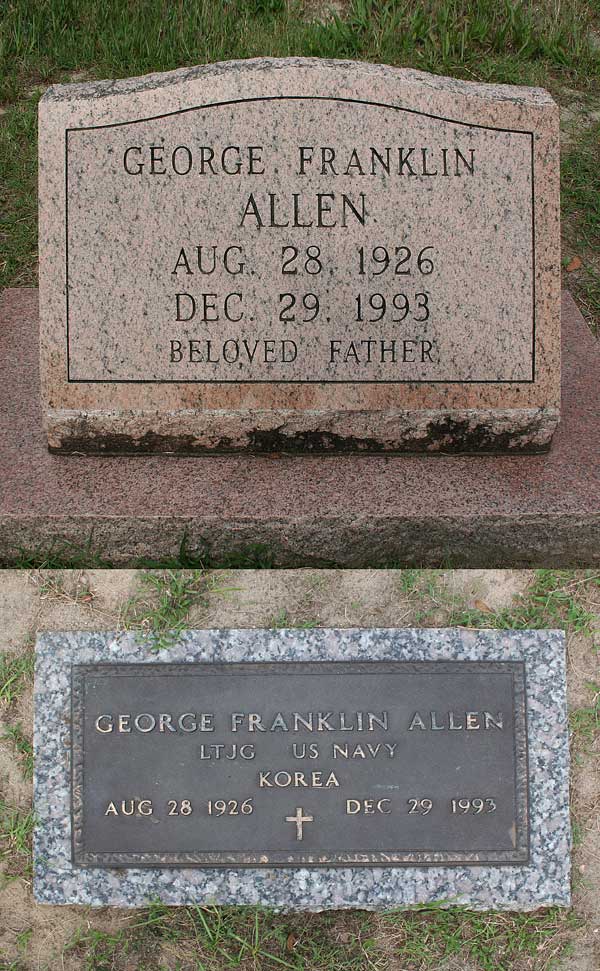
46, 408, 559, 454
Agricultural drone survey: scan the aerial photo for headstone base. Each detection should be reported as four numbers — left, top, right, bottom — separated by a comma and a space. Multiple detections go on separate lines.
0, 289, 597, 567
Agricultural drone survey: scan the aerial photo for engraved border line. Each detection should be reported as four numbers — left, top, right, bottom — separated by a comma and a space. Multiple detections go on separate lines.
63, 95, 536, 386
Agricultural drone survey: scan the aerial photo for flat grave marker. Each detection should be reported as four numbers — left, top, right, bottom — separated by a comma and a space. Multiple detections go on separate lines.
71, 660, 528, 867
38, 58, 560, 453
34, 628, 570, 910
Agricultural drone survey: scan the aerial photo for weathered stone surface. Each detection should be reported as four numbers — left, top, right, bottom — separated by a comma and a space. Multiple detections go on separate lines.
34, 628, 570, 910
38, 58, 560, 453
0, 289, 598, 566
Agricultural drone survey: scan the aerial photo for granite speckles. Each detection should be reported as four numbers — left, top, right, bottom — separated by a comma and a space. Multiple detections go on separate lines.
43, 59, 555, 106
38, 58, 561, 453
34, 628, 570, 910
1, 289, 598, 567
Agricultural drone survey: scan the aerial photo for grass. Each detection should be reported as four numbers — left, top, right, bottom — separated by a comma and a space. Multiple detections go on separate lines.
570, 681, 600, 745
62, 905, 376, 971
118, 568, 600, 638
0, 802, 35, 879
15, 929, 32, 954
563, 122, 600, 254
122, 569, 227, 649
1, 723, 33, 780
0, 96, 37, 289
53, 903, 581, 971
270, 608, 319, 628
63, 926, 135, 971
1, 0, 599, 98
381, 569, 600, 637
8, 534, 113, 569
134, 903, 366, 970
562, 119, 600, 329
0, 647, 35, 886
571, 817, 584, 848
381, 906, 581, 971
4, 532, 281, 569
0, 648, 34, 705
446, 570, 600, 634
32, 569, 95, 606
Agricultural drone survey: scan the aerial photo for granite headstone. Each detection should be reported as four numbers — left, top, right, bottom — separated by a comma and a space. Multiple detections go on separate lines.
38, 58, 560, 453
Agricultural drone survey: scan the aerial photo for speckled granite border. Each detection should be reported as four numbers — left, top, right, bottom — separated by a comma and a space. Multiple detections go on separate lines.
34, 628, 569, 911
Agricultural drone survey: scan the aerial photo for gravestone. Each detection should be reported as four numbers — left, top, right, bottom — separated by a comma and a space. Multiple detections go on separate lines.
38, 58, 560, 454
34, 627, 570, 910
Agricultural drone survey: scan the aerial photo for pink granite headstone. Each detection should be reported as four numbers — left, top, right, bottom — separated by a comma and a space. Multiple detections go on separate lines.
38, 58, 560, 453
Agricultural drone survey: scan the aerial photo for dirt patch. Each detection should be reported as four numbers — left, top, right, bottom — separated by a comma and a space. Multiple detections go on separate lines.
568, 633, 600, 937
559, 90, 600, 150
31, 569, 136, 630
1, 879, 131, 971
440, 569, 533, 613
0, 572, 38, 650
0, 731, 30, 810
196, 567, 535, 629
302, 1, 349, 22
192, 568, 435, 629
558, 936, 600, 971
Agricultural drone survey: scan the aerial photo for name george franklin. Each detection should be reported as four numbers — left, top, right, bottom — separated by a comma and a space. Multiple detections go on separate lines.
122, 143, 476, 180
122, 142, 476, 229
94, 710, 390, 734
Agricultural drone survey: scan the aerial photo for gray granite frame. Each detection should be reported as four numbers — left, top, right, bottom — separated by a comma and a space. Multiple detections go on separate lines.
34, 628, 569, 911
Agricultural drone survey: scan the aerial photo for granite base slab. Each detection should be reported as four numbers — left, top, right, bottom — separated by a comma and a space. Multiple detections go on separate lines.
0, 289, 598, 567
33, 628, 569, 911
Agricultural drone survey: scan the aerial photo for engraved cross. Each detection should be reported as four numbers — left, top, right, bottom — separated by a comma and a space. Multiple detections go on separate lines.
285, 807, 314, 841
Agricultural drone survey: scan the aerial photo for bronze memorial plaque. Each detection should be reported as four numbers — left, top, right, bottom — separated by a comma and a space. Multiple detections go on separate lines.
71, 661, 529, 867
